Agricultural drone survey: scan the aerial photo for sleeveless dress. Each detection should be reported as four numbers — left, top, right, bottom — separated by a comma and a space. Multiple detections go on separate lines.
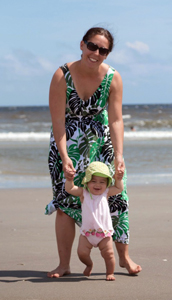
45, 63, 129, 244
81, 188, 114, 247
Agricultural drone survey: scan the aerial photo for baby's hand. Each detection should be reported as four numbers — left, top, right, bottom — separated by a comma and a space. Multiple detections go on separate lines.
66, 173, 75, 181
113, 172, 123, 181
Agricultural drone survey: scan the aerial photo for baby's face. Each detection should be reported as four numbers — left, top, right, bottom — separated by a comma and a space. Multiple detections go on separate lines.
87, 175, 108, 195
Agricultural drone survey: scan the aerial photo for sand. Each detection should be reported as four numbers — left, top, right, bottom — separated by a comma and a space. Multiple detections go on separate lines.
0, 184, 172, 300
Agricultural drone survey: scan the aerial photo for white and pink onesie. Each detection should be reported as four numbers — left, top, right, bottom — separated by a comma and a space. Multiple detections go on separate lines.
81, 188, 114, 247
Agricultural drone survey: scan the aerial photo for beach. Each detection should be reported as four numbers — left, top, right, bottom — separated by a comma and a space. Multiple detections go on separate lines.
0, 104, 172, 299
1, 184, 172, 300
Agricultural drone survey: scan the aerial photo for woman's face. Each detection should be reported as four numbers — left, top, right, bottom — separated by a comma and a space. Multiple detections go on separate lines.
80, 34, 110, 66
87, 175, 108, 195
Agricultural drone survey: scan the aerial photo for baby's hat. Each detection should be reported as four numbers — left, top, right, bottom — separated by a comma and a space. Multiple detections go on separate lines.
82, 161, 112, 187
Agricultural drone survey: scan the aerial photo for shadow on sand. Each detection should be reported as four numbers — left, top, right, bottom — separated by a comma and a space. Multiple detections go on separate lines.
0, 270, 133, 283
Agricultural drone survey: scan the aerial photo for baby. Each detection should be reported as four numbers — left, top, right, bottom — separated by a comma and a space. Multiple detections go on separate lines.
65, 161, 123, 281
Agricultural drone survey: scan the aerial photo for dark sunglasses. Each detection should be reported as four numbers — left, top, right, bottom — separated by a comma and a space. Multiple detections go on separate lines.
84, 40, 109, 56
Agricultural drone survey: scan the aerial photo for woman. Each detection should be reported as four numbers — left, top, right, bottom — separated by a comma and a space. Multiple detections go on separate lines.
45, 27, 142, 277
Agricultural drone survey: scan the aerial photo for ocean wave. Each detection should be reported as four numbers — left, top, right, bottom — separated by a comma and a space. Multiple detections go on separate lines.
122, 114, 131, 119
124, 131, 172, 140
0, 131, 172, 141
127, 173, 172, 185
0, 132, 50, 141
123, 119, 172, 128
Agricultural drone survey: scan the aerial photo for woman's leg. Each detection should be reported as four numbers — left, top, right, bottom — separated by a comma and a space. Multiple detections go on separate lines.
77, 235, 93, 277
115, 242, 142, 274
110, 173, 142, 275
47, 209, 75, 278
112, 212, 142, 274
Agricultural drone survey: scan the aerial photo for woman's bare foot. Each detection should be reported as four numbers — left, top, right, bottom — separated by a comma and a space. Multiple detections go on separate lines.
47, 266, 71, 278
120, 257, 142, 275
83, 263, 93, 277
106, 274, 116, 281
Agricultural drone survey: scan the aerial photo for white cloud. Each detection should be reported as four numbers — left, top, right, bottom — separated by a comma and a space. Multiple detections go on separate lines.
126, 41, 150, 54
1, 50, 55, 77
37, 57, 55, 72
110, 49, 132, 65
57, 53, 79, 66
108, 42, 172, 81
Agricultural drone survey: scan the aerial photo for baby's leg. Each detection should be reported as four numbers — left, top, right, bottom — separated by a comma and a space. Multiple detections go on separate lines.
99, 237, 116, 281
77, 235, 93, 277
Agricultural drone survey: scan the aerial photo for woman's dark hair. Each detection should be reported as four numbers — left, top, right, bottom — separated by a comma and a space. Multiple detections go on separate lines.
82, 27, 114, 52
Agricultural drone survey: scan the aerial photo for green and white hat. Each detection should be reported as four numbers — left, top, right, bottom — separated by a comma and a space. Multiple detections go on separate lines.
82, 161, 112, 187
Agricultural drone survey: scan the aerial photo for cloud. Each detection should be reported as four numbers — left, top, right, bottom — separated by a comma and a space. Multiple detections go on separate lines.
126, 41, 150, 54
1, 49, 55, 77
110, 49, 131, 65
37, 57, 55, 72
108, 40, 172, 82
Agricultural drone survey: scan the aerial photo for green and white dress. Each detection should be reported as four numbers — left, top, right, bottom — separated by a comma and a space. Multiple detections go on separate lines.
45, 63, 129, 244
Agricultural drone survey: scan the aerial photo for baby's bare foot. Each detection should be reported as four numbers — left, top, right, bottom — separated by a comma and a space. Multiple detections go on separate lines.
47, 266, 71, 278
106, 274, 116, 281
120, 257, 142, 275
83, 263, 93, 277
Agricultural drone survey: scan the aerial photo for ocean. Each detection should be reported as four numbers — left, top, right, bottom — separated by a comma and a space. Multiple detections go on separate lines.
0, 104, 172, 189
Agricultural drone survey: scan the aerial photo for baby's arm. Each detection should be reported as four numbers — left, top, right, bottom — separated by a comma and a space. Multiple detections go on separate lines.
65, 179, 83, 198
108, 173, 124, 197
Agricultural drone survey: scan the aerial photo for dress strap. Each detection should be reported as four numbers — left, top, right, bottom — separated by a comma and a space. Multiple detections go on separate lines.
60, 63, 73, 89
60, 63, 68, 76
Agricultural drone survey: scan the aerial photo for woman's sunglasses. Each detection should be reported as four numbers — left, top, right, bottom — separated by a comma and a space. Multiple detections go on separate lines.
84, 40, 109, 56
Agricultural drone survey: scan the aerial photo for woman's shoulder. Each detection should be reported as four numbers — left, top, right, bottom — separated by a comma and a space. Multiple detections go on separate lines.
64, 60, 80, 71
107, 64, 121, 77
50, 66, 68, 91
51, 61, 74, 82
102, 64, 118, 79
109, 67, 123, 89
52, 61, 76, 76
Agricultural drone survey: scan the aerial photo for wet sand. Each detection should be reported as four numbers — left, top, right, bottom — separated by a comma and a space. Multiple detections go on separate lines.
0, 184, 172, 300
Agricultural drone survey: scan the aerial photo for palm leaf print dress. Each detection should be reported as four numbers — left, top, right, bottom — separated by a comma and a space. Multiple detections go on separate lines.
45, 63, 129, 244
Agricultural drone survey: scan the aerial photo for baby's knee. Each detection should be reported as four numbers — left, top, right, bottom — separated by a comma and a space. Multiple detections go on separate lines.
77, 242, 91, 259
77, 247, 88, 260
101, 246, 114, 260
103, 250, 114, 260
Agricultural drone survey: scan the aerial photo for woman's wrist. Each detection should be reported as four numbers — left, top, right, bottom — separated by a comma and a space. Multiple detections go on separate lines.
115, 150, 123, 158
60, 152, 69, 163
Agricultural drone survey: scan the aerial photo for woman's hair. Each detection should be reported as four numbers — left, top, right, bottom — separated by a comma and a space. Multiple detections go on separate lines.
82, 27, 114, 52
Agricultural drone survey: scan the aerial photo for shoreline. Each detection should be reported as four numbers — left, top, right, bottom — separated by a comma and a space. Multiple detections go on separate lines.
0, 174, 171, 189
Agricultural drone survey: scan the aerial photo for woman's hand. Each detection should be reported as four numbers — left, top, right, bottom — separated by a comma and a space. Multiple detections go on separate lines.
114, 154, 125, 180
63, 157, 76, 181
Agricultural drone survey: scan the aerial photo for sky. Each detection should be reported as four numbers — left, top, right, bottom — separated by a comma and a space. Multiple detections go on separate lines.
0, 0, 172, 106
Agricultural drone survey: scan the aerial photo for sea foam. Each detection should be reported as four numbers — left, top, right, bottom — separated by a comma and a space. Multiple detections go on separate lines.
0, 131, 171, 141
124, 131, 172, 140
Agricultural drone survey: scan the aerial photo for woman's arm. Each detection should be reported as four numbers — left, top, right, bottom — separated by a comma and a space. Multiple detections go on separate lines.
65, 179, 83, 199
49, 68, 76, 180
108, 70, 125, 178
